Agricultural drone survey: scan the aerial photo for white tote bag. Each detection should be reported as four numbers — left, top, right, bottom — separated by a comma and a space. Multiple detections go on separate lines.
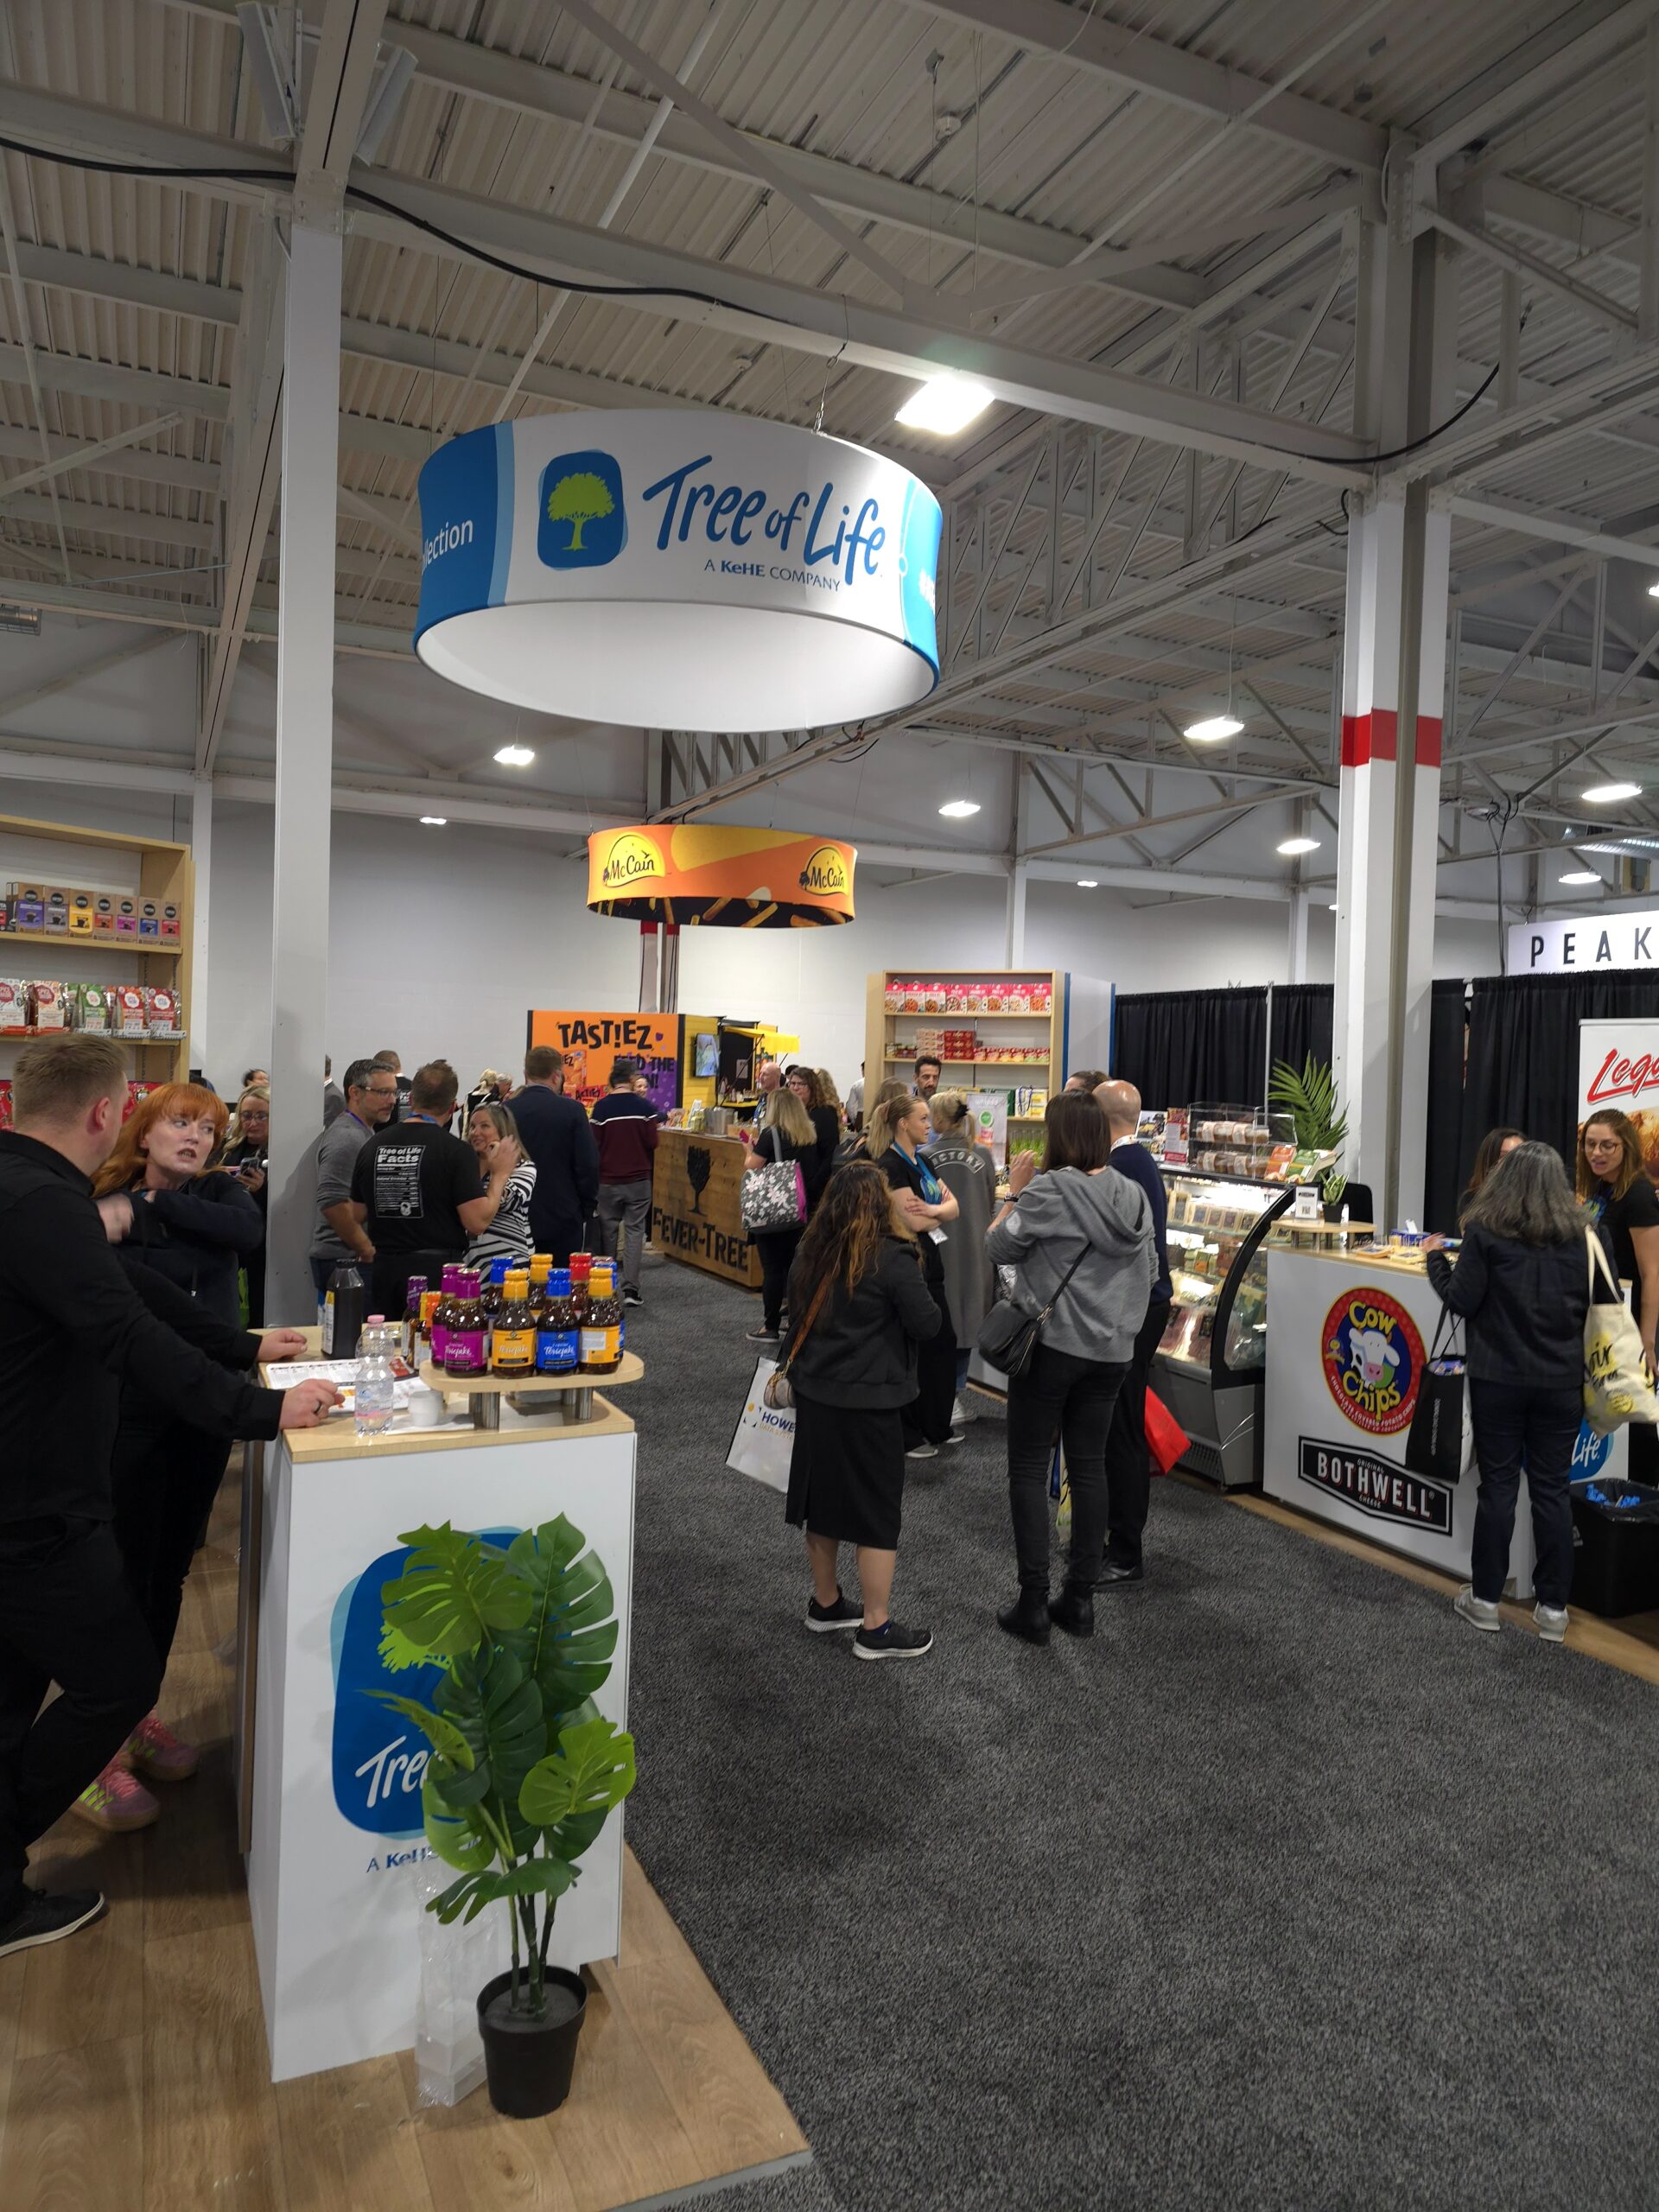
726, 1355, 797, 1491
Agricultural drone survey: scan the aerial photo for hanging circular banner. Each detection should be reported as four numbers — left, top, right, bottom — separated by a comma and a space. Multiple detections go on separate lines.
414, 411, 942, 733
587, 824, 855, 928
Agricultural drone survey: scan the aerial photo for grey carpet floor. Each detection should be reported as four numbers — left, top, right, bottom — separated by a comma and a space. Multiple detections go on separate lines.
620, 1257, 1659, 2212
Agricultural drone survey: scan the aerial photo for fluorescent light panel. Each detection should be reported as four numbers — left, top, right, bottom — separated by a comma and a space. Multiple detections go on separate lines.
938, 798, 981, 818
1559, 870, 1602, 885
1276, 835, 1320, 855
419, 815, 447, 825
1582, 780, 1643, 802
1184, 714, 1243, 743
895, 377, 995, 435
1076, 878, 1098, 887
493, 744, 536, 766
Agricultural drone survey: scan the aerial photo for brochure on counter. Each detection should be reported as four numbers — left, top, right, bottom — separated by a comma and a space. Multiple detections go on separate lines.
264, 1356, 416, 1413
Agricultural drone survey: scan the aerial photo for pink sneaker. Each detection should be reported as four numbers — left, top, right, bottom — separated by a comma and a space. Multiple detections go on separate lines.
73, 1759, 159, 1833
127, 1711, 198, 1783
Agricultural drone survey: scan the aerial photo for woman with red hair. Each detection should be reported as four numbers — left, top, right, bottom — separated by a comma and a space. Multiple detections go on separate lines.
80, 1084, 264, 1831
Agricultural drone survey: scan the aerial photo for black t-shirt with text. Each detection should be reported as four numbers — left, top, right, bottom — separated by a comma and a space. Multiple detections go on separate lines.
351, 1118, 483, 1257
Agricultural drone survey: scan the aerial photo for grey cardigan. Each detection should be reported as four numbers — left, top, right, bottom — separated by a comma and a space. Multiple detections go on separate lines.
985, 1165, 1154, 1363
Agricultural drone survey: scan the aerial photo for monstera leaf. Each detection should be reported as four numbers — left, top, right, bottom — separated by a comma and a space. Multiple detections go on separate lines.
428, 1854, 580, 1927
363, 1691, 474, 1773
382, 1523, 532, 1658
503, 1517, 619, 1724
432, 1648, 547, 1852
422, 1770, 494, 1873
520, 1714, 636, 1832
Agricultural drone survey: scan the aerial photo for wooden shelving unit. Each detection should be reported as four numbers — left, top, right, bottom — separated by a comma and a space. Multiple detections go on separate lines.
0, 811, 194, 1091
865, 967, 1067, 1110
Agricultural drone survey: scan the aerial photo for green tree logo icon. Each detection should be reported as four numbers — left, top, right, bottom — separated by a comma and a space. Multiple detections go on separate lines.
545, 470, 615, 551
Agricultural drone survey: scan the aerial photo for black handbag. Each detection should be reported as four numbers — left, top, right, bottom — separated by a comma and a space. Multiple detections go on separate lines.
976, 1239, 1090, 1381
1404, 1305, 1470, 1485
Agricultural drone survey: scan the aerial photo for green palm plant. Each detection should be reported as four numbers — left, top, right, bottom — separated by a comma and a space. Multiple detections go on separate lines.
369, 1516, 634, 2021
1267, 1053, 1350, 1204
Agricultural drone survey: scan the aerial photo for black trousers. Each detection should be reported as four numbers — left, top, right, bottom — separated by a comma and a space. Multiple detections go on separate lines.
1006, 1342, 1129, 1591
111, 1419, 233, 1674
1102, 1299, 1170, 1571
901, 1274, 957, 1448
1467, 1377, 1580, 1608
757, 1226, 802, 1332
0, 1515, 162, 1906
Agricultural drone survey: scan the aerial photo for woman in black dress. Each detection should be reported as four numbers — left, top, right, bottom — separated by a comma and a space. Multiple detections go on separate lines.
741, 1084, 821, 1344
868, 1093, 961, 1456
781, 1162, 942, 1661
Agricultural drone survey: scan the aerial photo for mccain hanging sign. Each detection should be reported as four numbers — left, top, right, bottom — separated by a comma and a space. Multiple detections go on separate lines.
586, 824, 855, 929
413, 410, 942, 734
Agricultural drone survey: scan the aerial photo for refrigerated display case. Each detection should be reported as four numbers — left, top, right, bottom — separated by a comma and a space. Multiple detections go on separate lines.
1156, 1169, 1295, 1489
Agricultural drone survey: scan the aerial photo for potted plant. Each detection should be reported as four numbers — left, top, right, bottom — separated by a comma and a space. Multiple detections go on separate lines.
1267, 1053, 1351, 1221
370, 1515, 635, 2119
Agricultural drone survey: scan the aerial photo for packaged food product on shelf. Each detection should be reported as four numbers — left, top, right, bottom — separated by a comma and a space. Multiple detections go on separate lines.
0, 979, 27, 1033
112, 984, 149, 1036
144, 986, 180, 1035
29, 982, 66, 1030
42, 890, 68, 934
137, 899, 161, 939
0, 1078, 10, 1128
160, 901, 181, 939
68, 892, 94, 934
92, 895, 115, 935
114, 897, 138, 937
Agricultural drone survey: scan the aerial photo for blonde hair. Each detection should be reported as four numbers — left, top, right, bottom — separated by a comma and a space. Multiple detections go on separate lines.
866, 1091, 925, 1160
227, 1083, 270, 1150
763, 1084, 814, 1147
929, 1088, 975, 1140
814, 1068, 844, 1122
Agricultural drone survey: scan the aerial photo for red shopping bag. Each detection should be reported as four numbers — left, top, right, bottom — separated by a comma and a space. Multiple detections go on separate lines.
1145, 1387, 1187, 1477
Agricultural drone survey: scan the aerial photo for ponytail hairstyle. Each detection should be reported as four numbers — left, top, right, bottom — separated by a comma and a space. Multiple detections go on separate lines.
929, 1089, 975, 1142
865, 1091, 923, 1160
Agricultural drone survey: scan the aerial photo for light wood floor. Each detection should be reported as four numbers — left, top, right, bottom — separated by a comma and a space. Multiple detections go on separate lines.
0, 1472, 809, 2212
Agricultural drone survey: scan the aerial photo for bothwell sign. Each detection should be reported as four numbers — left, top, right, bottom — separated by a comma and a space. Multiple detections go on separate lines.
414, 411, 942, 732
1510, 911, 1659, 975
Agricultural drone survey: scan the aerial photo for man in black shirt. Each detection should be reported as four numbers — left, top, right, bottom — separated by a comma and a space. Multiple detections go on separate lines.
0, 1035, 335, 1959
351, 1058, 513, 1313
1096, 1079, 1174, 1588
510, 1046, 600, 1264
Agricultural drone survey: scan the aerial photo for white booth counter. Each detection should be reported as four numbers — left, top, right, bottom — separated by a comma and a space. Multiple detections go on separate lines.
238, 1371, 638, 2084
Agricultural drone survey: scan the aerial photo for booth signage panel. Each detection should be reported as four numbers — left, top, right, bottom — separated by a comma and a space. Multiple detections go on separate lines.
415, 412, 942, 732
1264, 1250, 1535, 1596
528, 1007, 679, 1115
249, 1436, 633, 2082
651, 1130, 761, 1287
586, 823, 856, 930
1510, 910, 1659, 975
1577, 1015, 1659, 1135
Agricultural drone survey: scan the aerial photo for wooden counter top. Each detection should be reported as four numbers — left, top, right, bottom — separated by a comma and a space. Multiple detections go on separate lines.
266, 1392, 634, 1461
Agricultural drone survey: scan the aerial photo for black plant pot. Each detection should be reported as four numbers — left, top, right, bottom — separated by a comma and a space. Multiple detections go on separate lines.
1323, 1201, 1344, 1224
477, 1967, 588, 2119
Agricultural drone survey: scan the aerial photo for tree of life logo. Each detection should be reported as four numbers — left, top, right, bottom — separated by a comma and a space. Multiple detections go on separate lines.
537, 449, 626, 569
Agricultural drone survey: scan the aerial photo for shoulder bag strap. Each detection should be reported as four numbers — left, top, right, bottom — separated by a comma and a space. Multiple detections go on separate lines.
1031, 1236, 1091, 1325
1587, 1224, 1618, 1300
779, 1267, 835, 1373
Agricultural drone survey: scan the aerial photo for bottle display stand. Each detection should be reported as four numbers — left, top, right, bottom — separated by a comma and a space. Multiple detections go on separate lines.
420, 1351, 645, 1430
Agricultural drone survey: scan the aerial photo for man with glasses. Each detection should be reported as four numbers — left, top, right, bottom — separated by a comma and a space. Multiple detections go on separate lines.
308, 1057, 400, 1302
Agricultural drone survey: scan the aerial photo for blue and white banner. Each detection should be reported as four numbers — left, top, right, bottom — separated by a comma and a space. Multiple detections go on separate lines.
414, 410, 942, 733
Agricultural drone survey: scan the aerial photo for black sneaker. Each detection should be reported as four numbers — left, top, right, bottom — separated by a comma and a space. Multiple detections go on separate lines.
746, 1325, 780, 1344
805, 1591, 863, 1633
623, 1289, 645, 1307
0, 1886, 105, 1960
854, 1618, 933, 1662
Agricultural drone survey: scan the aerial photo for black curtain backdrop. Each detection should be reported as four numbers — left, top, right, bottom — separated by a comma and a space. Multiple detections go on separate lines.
1459, 972, 1659, 1191
1268, 983, 1333, 1074
1424, 978, 1469, 1233
1113, 986, 1268, 1106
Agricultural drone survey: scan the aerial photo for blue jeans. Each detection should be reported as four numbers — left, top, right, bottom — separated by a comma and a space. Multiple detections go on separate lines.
1467, 1378, 1580, 1608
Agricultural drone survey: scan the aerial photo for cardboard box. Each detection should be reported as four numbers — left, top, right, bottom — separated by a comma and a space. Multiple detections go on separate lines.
68, 891, 94, 934
137, 899, 160, 939
159, 900, 181, 940
92, 893, 115, 935
112, 984, 149, 1037
41, 889, 68, 934
113, 898, 138, 937
10, 885, 42, 931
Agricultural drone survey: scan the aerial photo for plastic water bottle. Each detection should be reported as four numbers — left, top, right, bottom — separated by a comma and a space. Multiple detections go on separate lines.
355, 1318, 397, 1440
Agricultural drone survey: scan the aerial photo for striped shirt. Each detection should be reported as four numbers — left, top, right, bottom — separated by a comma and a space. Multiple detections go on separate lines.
465, 1160, 537, 1270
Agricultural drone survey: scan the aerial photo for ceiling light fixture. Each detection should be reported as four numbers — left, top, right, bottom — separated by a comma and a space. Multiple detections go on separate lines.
1184, 714, 1243, 743
419, 815, 448, 826
493, 743, 536, 766
1277, 835, 1320, 856
1076, 878, 1098, 887
895, 377, 995, 435
1559, 869, 1603, 886
1582, 780, 1643, 803
1328, 902, 1338, 912
938, 798, 982, 818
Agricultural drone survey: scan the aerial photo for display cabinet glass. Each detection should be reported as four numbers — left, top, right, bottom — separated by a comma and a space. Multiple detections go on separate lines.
1155, 1171, 1294, 1487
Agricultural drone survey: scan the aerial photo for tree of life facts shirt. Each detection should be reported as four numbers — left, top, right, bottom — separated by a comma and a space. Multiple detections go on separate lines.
350, 1119, 483, 1258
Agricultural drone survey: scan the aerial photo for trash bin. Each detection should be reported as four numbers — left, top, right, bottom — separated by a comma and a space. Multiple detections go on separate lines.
1570, 1479, 1659, 1618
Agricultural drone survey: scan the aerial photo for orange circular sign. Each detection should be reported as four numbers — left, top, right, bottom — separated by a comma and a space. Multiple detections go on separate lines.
586, 824, 855, 928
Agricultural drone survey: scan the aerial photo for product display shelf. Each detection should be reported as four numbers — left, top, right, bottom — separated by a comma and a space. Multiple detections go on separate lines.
866, 967, 1065, 1106
1154, 1169, 1296, 1490
420, 1350, 645, 1430
0, 810, 194, 1089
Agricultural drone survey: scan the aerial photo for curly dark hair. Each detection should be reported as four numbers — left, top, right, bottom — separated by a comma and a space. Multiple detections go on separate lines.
793, 1159, 917, 1298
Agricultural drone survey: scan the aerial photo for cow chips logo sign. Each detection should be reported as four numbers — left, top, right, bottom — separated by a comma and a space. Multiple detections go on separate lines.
1320, 1287, 1425, 1436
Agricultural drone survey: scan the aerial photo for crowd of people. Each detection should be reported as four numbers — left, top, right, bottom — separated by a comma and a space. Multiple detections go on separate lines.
0, 1020, 1651, 1956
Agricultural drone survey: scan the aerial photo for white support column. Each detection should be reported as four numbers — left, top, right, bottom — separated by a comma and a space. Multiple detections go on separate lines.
266, 219, 342, 1325
1642, 19, 1659, 343
188, 770, 213, 1071
1332, 218, 1455, 1225
1287, 886, 1310, 983
1004, 862, 1028, 966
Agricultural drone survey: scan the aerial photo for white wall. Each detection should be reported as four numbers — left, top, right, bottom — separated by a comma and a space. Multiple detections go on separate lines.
0, 767, 1507, 1106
